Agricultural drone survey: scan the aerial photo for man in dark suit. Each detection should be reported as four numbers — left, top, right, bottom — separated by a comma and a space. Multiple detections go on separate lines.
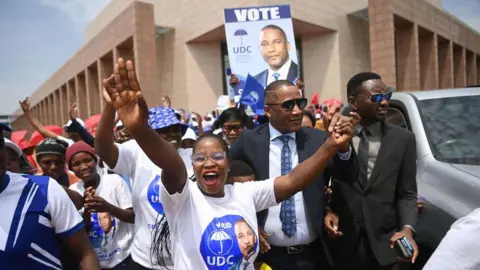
230, 80, 357, 270
327, 72, 419, 270
254, 25, 298, 88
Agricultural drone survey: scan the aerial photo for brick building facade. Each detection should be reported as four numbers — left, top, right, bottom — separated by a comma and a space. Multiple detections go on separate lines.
11, 0, 480, 130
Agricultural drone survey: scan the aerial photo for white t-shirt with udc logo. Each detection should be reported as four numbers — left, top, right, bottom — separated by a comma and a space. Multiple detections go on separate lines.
160, 178, 277, 270
69, 174, 134, 269
109, 139, 193, 269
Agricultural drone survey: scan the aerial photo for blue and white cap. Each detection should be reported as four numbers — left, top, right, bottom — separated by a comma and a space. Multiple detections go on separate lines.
148, 106, 188, 135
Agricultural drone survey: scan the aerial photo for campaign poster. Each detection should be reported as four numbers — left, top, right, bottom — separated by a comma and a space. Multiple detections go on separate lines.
224, 5, 299, 105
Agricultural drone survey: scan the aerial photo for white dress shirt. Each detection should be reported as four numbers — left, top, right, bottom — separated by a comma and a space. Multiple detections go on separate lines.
264, 124, 318, 246
266, 59, 293, 86
264, 124, 352, 246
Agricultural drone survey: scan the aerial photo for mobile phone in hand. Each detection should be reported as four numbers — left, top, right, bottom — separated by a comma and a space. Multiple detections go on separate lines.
395, 237, 414, 259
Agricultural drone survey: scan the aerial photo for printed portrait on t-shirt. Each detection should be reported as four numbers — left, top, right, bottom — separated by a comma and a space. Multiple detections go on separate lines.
200, 215, 258, 270
89, 212, 117, 250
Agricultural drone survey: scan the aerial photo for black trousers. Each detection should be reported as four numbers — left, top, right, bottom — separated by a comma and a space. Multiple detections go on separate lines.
333, 230, 409, 270
257, 238, 332, 270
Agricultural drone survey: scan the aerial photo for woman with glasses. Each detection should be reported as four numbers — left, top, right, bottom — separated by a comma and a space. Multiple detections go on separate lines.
214, 108, 249, 146
103, 58, 354, 270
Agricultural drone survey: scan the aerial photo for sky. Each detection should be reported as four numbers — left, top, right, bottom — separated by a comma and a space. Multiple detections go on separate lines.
1, 0, 480, 116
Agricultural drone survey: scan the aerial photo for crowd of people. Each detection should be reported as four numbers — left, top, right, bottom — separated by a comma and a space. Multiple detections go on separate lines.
0, 56, 472, 270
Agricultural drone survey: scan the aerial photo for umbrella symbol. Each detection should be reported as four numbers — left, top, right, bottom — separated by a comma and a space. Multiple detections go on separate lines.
234, 29, 248, 45
209, 230, 232, 255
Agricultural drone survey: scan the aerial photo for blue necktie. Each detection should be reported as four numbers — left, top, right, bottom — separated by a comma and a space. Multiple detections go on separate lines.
279, 135, 297, 237
273, 72, 280, 81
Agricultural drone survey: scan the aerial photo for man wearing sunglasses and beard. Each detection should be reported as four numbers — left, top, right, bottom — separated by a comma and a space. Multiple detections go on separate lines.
230, 79, 357, 270
326, 72, 418, 270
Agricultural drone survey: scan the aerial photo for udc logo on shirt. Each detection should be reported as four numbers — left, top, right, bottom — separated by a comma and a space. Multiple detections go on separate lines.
147, 175, 164, 215
200, 215, 258, 270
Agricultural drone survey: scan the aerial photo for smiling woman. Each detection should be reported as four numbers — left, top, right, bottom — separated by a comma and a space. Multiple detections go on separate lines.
67, 141, 135, 269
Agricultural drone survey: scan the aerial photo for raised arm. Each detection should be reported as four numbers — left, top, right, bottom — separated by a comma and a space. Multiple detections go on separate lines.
273, 114, 354, 202
67, 104, 95, 146
103, 58, 187, 194
19, 97, 61, 139
94, 88, 120, 168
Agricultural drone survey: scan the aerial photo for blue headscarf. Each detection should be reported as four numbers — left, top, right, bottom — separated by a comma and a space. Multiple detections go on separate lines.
148, 106, 188, 135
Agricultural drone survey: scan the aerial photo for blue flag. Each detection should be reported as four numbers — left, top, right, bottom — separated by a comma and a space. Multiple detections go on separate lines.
240, 74, 264, 115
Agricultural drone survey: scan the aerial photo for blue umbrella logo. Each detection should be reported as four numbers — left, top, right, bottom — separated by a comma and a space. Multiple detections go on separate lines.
234, 29, 248, 45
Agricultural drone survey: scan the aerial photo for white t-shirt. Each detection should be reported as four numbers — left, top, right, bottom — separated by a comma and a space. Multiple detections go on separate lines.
423, 208, 480, 270
109, 139, 193, 269
160, 178, 277, 270
69, 174, 134, 269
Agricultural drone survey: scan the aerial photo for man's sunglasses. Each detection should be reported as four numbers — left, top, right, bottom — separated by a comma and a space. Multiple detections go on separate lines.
368, 92, 392, 103
266, 98, 308, 111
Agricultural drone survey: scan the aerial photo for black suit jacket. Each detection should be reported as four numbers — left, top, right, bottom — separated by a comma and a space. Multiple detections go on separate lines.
253, 61, 298, 88
328, 122, 418, 266
230, 124, 357, 236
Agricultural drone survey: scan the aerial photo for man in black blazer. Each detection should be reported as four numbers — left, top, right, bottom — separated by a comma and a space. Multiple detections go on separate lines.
230, 80, 357, 270
327, 72, 418, 270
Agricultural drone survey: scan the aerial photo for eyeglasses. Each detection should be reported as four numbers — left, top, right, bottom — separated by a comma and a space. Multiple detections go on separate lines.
191, 151, 226, 165
266, 98, 308, 111
361, 92, 392, 103
222, 124, 243, 132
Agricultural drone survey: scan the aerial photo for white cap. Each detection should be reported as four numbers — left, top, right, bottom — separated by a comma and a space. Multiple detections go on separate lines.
64, 118, 85, 128
182, 128, 197, 141
4, 138, 22, 157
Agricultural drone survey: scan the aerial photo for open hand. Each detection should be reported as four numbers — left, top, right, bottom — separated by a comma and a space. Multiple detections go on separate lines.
161, 95, 171, 108
103, 58, 148, 133
19, 97, 31, 112
69, 103, 78, 120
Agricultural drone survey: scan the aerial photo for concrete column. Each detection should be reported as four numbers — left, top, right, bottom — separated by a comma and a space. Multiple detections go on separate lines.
395, 22, 420, 91
133, 2, 160, 106
98, 53, 114, 111
86, 64, 101, 115
53, 90, 60, 126
75, 73, 88, 119
419, 31, 439, 90
49, 94, 55, 125
60, 85, 68, 125
438, 39, 454, 89
44, 97, 50, 125
466, 50, 477, 86
67, 79, 76, 114
453, 45, 466, 88
477, 55, 480, 85
38, 100, 44, 124
368, 0, 396, 88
